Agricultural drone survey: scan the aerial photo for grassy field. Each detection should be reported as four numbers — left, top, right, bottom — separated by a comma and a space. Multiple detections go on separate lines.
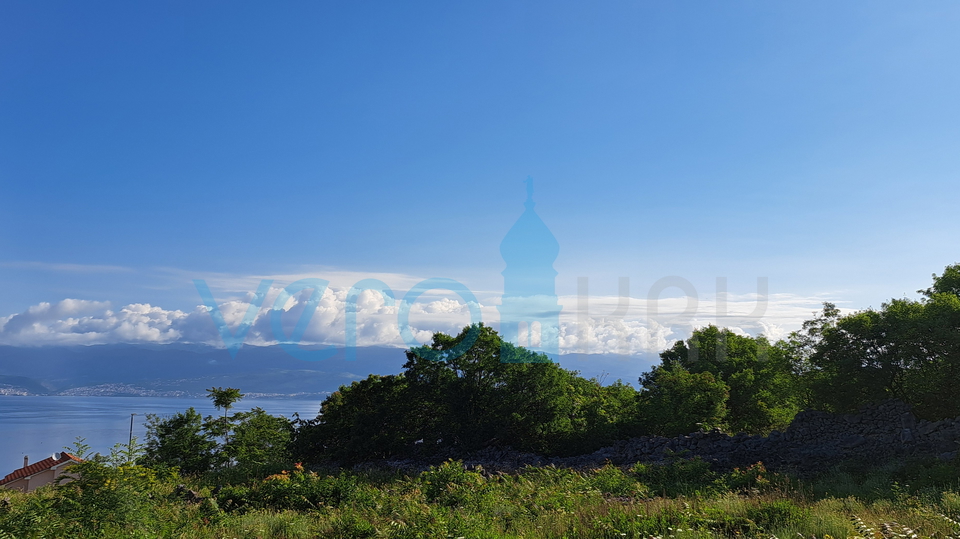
3, 455, 960, 538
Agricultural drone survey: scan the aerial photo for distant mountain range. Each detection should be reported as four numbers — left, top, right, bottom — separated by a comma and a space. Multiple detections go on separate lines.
0, 344, 657, 398
0, 344, 408, 398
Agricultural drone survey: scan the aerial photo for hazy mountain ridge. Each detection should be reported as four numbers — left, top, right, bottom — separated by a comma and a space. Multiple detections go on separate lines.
0, 344, 408, 397
0, 344, 655, 397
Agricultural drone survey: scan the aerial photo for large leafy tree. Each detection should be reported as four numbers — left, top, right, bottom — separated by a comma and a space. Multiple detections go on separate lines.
401, 324, 564, 452
141, 407, 217, 475
653, 325, 803, 434
142, 390, 294, 473
921, 264, 960, 297
312, 374, 411, 461
906, 290, 960, 418
305, 324, 642, 462
224, 407, 294, 467
806, 264, 960, 418
806, 302, 917, 412
562, 376, 643, 452
638, 364, 728, 436
400, 323, 642, 456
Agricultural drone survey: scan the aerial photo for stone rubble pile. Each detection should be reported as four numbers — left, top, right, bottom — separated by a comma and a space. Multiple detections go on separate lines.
373, 401, 960, 474
569, 400, 960, 474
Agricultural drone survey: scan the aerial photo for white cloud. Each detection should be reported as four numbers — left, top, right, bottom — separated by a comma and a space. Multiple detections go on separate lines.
0, 284, 483, 348
0, 282, 846, 353
558, 317, 675, 355
0, 299, 186, 346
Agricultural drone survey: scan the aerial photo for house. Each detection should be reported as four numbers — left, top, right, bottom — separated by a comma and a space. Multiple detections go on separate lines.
0, 453, 83, 492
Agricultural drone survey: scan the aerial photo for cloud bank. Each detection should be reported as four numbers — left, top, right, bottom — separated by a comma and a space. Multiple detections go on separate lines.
0, 282, 841, 354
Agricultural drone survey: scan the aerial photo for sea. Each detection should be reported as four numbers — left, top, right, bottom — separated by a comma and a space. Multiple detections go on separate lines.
0, 396, 323, 473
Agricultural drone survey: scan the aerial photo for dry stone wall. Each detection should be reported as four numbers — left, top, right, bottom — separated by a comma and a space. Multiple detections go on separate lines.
429, 401, 960, 474
594, 401, 955, 471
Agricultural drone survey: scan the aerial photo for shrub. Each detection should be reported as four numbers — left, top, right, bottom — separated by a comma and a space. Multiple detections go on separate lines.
892, 456, 960, 492
419, 460, 484, 506
218, 465, 361, 512
719, 462, 788, 494
329, 513, 377, 538
54, 459, 167, 534
699, 505, 758, 535
632, 456, 718, 497
746, 499, 808, 530
0, 490, 61, 539
588, 464, 647, 497
142, 407, 217, 475
224, 408, 294, 467
638, 365, 729, 436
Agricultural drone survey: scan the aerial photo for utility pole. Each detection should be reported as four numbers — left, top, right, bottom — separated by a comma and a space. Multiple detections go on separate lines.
129, 413, 136, 447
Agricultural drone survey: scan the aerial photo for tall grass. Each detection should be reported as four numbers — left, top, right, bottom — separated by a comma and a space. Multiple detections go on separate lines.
3, 456, 960, 538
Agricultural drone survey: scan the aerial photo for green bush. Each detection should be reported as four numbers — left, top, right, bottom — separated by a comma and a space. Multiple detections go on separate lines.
698, 505, 758, 536
419, 460, 485, 506
142, 407, 217, 475
4, 458, 960, 538
0, 490, 61, 539
638, 365, 729, 436
719, 462, 789, 494
218, 464, 361, 512
224, 407, 294, 467
143, 391, 294, 475
632, 457, 718, 497
892, 456, 960, 492
329, 512, 377, 538
746, 499, 808, 530
588, 464, 648, 497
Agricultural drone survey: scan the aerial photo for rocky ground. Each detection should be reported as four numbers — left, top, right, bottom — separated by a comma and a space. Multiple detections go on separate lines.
360, 400, 960, 476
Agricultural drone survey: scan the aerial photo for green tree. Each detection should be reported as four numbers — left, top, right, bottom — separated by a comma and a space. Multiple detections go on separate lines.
400, 324, 585, 455
142, 407, 217, 474
806, 302, 917, 412
638, 364, 729, 436
562, 376, 642, 454
920, 263, 960, 297
905, 290, 960, 418
654, 326, 802, 434
304, 324, 637, 461
206, 386, 244, 438
804, 265, 960, 418
223, 407, 294, 467
142, 390, 297, 472
311, 374, 412, 461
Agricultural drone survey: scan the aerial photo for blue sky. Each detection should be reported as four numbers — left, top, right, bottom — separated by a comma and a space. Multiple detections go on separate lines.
2, 1, 960, 353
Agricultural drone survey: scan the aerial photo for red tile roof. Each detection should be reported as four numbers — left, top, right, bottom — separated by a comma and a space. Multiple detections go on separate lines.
0, 453, 83, 485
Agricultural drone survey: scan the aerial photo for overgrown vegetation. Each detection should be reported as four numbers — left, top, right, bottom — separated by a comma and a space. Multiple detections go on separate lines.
5, 452, 960, 538
140, 264, 960, 469
140, 387, 294, 474
4, 264, 960, 537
